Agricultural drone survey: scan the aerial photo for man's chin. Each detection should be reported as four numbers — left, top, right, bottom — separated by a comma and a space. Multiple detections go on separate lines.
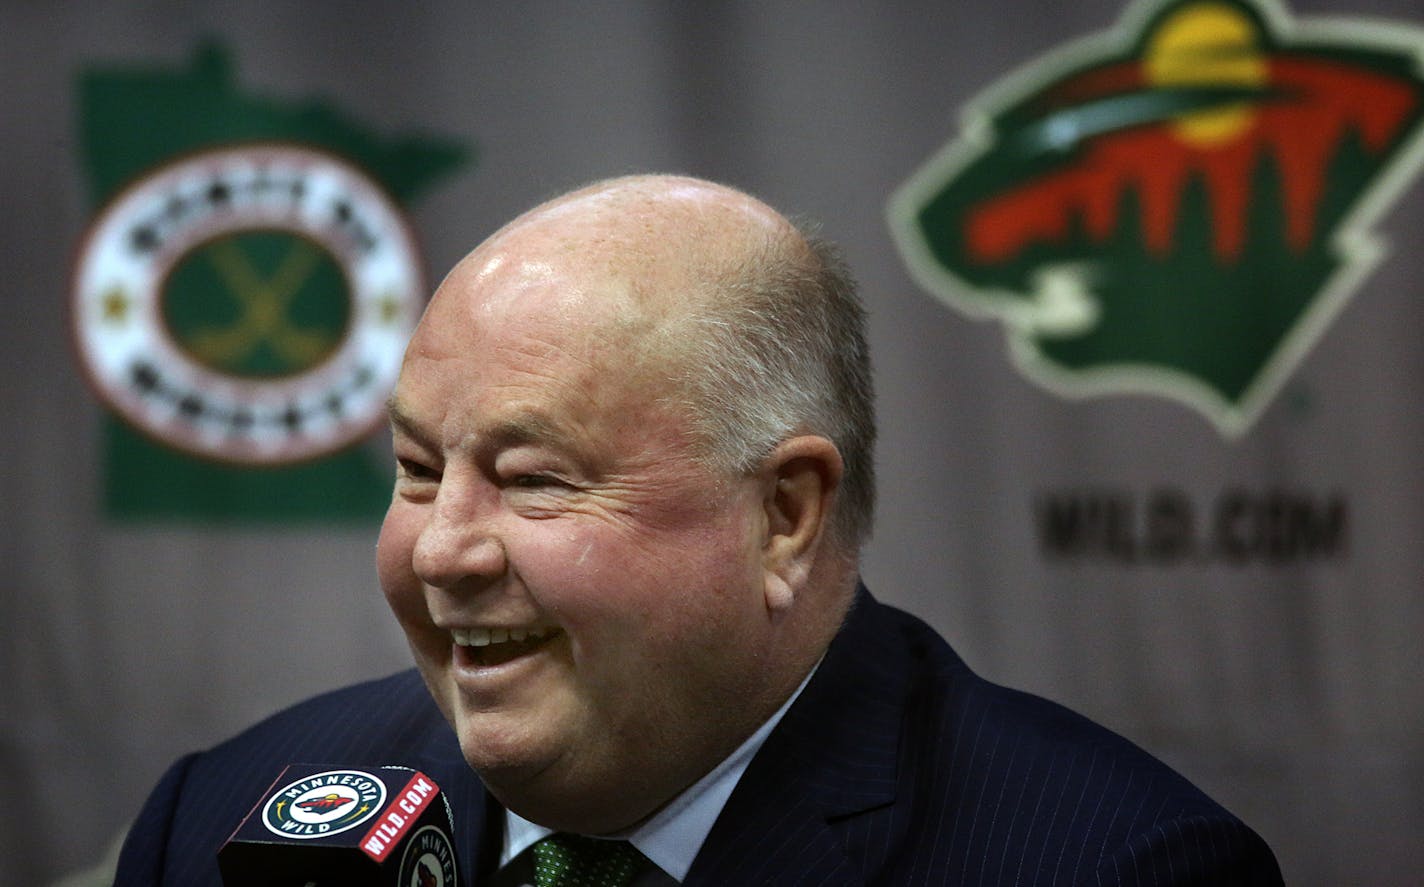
463, 742, 637, 834
469, 754, 590, 829
480, 778, 649, 836
457, 730, 557, 786
476, 742, 696, 838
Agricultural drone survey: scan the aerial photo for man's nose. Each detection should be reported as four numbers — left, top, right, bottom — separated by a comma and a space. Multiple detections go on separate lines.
411, 483, 508, 589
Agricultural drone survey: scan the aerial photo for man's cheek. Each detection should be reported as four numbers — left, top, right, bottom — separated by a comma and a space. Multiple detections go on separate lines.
375, 531, 426, 628
376, 505, 419, 574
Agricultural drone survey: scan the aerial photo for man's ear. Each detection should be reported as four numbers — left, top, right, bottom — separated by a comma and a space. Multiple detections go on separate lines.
759, 435, 843, 613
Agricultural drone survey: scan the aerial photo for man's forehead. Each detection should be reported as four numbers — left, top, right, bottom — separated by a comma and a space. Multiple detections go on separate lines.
393, 282, 658, 444
411, 252, 689, 402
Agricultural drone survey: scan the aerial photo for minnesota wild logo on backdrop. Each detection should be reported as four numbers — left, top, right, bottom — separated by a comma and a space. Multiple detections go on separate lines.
890, 0, 1424, 435
71, 45, 468, 520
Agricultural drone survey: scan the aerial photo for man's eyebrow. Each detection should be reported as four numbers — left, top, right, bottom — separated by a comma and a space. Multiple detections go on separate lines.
384, 396, 570, 450
483, 413, 569, 449
385, 397, 427, 441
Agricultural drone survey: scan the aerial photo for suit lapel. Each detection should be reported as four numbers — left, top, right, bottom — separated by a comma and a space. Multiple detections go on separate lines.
684, 588, 911, 886
683, 797, 868, 885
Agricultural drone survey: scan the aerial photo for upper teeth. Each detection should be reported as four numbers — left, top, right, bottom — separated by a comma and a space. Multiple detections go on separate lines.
452, 626, 549, 647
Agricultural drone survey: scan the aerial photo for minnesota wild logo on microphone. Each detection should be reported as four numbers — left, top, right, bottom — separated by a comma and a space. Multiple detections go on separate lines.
890, 0, 1424, 435
262, 769, 386, 839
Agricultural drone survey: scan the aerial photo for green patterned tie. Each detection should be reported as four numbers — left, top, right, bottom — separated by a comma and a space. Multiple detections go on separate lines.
531, 833, 646, 887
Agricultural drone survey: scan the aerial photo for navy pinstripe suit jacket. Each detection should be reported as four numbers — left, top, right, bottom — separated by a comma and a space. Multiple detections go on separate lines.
115, 589, 1283, 885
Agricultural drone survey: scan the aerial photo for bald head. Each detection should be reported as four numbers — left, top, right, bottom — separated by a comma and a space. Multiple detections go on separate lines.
503, 174, 798, 251
422, 174, 876, 551
460, 175, 811, 321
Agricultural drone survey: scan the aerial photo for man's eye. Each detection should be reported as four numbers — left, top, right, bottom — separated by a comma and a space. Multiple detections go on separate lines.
510, 474, 561, 489
397, 459, 440, 481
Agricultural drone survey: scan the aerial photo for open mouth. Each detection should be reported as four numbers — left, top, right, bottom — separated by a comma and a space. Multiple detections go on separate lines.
452, 626, 560, 668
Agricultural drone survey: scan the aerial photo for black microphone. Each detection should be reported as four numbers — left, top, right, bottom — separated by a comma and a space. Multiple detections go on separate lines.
218, 763, 458, 886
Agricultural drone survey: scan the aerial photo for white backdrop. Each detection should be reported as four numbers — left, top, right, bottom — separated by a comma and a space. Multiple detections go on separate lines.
3, 2, 1422, 884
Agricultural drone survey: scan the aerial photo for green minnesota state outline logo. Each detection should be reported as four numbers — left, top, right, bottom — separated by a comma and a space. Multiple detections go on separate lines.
69, 44, 467, 520
889, 0, 1424, 435
74, 143, 422, 464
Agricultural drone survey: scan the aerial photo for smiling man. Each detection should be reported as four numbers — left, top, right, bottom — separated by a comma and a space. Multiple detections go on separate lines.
116, 175, 1281, 885
378, 178, 858, 849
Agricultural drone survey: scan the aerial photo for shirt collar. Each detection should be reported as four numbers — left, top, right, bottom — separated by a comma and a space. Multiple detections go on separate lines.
500, 663, 818, 882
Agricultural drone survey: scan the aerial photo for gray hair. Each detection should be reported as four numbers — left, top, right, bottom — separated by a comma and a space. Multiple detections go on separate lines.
660, 232, 876, 550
